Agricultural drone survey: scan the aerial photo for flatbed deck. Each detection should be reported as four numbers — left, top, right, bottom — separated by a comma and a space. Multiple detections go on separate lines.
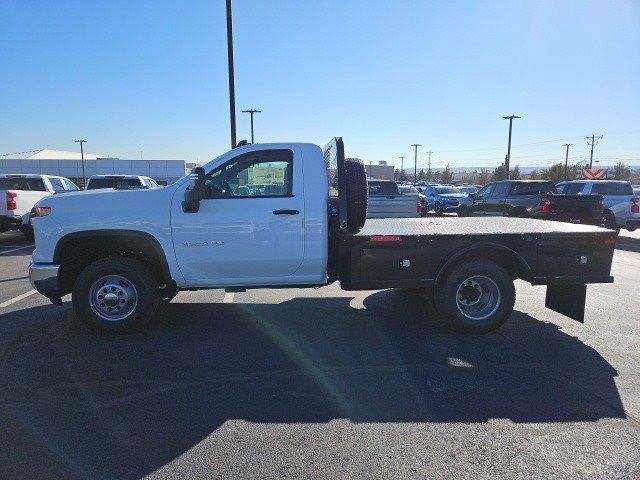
356, 217, 611, 237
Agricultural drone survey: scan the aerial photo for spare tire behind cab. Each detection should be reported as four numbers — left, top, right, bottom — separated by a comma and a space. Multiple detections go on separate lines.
344, 158, 368, 232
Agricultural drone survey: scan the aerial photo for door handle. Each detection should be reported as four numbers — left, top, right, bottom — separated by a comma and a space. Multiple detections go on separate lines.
273, 209, 299, 215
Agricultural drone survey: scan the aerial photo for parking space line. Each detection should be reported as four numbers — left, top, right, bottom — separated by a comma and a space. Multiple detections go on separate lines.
222, 292, 235, 303
0, 289, 37, 308
0, 245, 34, 255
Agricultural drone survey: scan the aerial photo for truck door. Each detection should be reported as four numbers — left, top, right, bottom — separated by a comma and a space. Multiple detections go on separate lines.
485, 182, 510, 215
469, 183, 495, 215
171, 147, 305, 283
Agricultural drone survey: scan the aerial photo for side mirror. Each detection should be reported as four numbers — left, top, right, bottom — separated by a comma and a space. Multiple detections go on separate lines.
468, 193, 478, 200
183, 167, 206, 213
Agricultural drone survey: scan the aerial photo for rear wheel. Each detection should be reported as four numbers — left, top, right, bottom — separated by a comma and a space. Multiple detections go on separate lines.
344, 158, 367, 232
436, 259, 515, 333
72, 257, 161, 333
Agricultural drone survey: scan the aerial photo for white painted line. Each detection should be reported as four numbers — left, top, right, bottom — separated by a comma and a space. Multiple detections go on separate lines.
222, 292, 235, 303
0, 245, 34, 255
0, 289, 37, 308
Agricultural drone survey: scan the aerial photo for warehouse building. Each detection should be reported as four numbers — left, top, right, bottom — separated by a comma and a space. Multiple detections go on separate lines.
0, 149, 187, 187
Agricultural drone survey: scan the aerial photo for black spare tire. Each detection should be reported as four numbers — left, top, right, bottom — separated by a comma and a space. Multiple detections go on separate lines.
344, 158, 368, 232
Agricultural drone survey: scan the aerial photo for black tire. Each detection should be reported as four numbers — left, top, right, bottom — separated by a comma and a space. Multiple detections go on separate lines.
72, 256, 161, 333
457, 206, 468, 217
603, 211, 620, 235
434, 202, 444, 216
344, 158, 368, 232
20, 225, 34, 241
435, 259, 515, 333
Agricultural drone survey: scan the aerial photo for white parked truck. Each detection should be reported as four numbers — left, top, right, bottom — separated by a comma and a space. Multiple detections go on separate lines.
29, 139, 616, 334
0, 174, 79, 239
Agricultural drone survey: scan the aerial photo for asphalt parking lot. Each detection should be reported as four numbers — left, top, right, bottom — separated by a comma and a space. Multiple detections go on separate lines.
1, 225, 639, 480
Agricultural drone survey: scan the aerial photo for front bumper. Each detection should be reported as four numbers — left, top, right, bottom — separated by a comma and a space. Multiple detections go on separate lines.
29, 262, 60, 297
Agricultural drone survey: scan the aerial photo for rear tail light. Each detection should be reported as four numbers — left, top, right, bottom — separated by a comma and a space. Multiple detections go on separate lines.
540, 198, 551, 214
632, 197, 640, 214
6, 191, 17, 211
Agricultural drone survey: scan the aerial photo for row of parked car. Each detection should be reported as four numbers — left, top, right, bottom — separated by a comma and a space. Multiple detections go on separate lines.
367, 178, 640, 233
0, 173, 161, 239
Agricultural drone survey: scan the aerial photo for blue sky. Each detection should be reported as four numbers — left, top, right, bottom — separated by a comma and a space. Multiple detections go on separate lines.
1, 0, 639, 170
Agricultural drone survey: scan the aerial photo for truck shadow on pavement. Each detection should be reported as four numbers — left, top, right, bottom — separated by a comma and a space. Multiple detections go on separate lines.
0, 290, 624, 479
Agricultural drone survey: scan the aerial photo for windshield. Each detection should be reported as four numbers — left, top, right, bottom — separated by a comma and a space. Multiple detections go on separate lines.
435, 186, 460, 194
398, 185, 419, 194
86, 178, 142, 190
0, 177, 46, 191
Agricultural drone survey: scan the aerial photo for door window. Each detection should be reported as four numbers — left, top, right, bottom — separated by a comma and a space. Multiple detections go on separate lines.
48, 178, 66, 193
476, 184, 494, 198
205, 150, 293, 199
62, 179, 80, 191
491, 182, 510, 198
591, 182, 618, 195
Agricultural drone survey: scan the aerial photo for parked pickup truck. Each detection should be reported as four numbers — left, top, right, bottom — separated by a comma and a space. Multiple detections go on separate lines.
30, 139, 615, 334
556, 180, 639, 232
367, 179, 421, 218
0, 174, 80, 239
458, 180, 603, 226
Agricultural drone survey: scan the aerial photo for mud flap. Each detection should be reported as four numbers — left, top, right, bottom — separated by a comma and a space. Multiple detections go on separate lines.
545, 284, 587, 323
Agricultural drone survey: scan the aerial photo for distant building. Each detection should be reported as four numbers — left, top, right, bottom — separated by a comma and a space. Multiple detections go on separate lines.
0, 149, 187, 186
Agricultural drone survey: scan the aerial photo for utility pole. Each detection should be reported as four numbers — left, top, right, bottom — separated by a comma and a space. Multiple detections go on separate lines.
426, 151, 433, 170
586, 134, 603, 169
563, 143, 573, 180
226, 0, 237, 148
411, 144, 421, 183
502, 115, 521, 180
399, 156, 405, 177
75, 139, 87, 187
242, 108, 261, 143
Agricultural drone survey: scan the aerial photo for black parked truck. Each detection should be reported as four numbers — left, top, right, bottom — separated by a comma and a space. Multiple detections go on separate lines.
457, 180, 604, 226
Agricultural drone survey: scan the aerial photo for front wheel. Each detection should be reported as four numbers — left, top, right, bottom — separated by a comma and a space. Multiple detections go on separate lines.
435, 259, 515, 333
72, 257, 161, 333
434, 202, 444, 216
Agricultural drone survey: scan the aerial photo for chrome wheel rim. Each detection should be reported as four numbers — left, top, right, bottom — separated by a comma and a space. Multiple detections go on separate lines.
89, 274, 138, 322
455, 275, 501, 321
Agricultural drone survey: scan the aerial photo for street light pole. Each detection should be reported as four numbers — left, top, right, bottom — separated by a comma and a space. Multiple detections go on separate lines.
502, 115, 520, 180
563, 143, 573, 180
242, 108, 261, 143
226, 0, 237, 148
399, 156, 405, 179
75, 139, 87, 187
411, 144, 421, 183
